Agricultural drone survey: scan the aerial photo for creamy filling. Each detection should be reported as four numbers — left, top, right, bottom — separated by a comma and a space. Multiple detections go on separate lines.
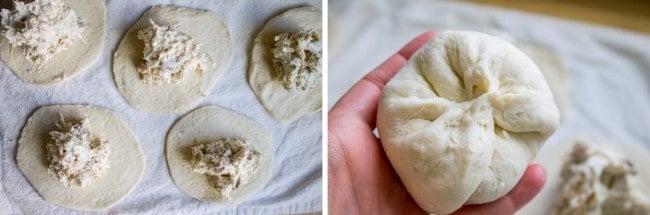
555, 142, 649, 215
190, 138, 261, 199
0, 0, 85, 65
46, 114, 109, 187
137, 19, 208, 85
271, 29, 322, 91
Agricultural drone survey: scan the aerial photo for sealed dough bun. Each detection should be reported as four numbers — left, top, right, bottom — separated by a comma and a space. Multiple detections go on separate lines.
377, 31, 560, 214
113, 6, 232, 114
248, 6, 322, 122
166, 106, 273, 204
17, 105, 145, 211
0, 0, 106, 85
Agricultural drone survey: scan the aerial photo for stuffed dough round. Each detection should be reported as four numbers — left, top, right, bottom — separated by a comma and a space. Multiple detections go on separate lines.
113, 6, 232, 114
166, 106, 274, 204
248, 6, 322, 122
0, 0, 106, 85
377, 31, 560, 214
17, 105, 145, 211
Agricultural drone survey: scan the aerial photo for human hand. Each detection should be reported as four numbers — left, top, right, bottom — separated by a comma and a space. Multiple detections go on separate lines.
328, 30, 547, 215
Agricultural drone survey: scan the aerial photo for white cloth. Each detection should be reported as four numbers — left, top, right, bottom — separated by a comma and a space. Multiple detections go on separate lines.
0, 0, 322, 214
329, 0, 650, 149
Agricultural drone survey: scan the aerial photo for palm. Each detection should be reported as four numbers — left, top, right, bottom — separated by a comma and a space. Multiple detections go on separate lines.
329, 111, 427, 214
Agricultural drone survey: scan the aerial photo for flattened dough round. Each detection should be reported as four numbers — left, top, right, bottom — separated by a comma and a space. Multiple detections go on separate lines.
113, 6, 233, 114
17, 105, 145, 211
0, 0, 106, 85
166, 106, 273, 204
249, 6, 322, 122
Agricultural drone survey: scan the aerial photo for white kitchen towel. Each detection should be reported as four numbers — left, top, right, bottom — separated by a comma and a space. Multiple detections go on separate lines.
0, 0, 322, 214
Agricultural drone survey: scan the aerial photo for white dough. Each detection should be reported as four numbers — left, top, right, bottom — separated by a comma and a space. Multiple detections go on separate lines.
377, 31, 560, 214
17, 105, 145, 211
113, 6, 232, 114
0, 0, 106, 85
248, 6, 322, 122
166, 106, 274, 204
518, 43, 569, 120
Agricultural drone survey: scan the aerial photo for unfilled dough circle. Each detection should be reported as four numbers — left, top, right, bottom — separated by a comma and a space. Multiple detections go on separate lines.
0, 0, 106, 85
17, 105, 145, 211
248, 6, 322, 122
113, 6, 233, 114
166, 105, 274, 204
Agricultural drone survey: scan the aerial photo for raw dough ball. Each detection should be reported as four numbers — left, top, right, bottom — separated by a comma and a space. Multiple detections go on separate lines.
17, 105, 145, 211
248, 6, 322, 122
113, 6, 232, 114
377, 31, 560, 214
0, 0, 106, 85
166, 106, 274, 204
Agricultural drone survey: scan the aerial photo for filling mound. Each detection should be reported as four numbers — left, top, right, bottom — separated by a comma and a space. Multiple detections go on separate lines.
190, 138, 261, 198
46, 115, 109, 187
271, 29, 322, 91
137, 19, 208, 85
555, 142, 649, 215
0, 0, 85, 65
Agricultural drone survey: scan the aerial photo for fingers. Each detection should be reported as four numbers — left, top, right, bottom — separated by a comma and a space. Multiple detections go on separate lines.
362, 30, 437, 92
330, 30, 436, 126
506, 164, 547, 209
454, 164, 547, 215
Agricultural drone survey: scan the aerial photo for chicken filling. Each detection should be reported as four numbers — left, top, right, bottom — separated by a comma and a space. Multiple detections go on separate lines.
46, 115, 109, 187
271, 29, 322, 91
555, 142, 649, 215
190, 138, 261, 198
137, 19, 208, 85
0, 0, 85, 65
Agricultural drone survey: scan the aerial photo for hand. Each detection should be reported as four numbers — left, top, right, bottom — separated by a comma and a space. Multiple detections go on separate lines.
328, 30, 547, 215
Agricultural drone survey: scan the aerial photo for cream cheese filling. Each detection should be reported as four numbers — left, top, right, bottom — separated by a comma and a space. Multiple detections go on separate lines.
271, 29, 322, 91
46, 114, 109, 187
0, 0, 85, 66
190, 138, 261, 199
137, 19, 208, 85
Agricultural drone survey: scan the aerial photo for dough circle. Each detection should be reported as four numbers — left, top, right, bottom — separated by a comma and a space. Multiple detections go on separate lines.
0, 0, 106, 85
166, 105, 274, 204
248, 6, 322, 122
17, 105, 145, 211
113, 6, 233, 114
